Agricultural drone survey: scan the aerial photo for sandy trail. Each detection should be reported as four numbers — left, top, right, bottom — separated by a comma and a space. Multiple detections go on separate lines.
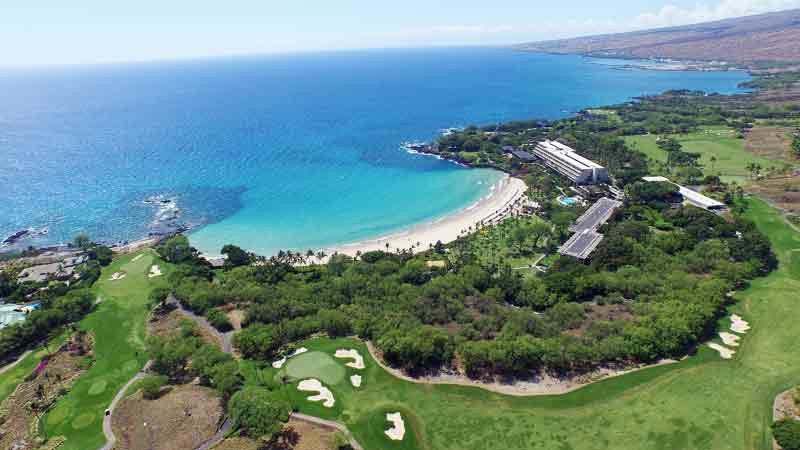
109, 272, 126, 281
719, 332, 741, 347
730, 314, 751, 333
272, 347, 308, 369
298, 379, 335, 407
708, 343, 736, 359
148, 265, 163, 278
335, 349, 365, 369
385, 412, 406, 440
325, 176, 528, 258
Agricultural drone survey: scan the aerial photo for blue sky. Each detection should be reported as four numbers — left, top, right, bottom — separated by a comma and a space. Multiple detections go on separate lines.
2, 0, 799, 66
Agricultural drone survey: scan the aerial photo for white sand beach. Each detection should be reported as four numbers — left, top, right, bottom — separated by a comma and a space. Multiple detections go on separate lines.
326, 175, 528, 259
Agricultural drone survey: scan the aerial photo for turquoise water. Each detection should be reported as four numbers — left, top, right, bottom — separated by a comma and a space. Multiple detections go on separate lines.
0, 48, 749, 256
559, 197, 580, 206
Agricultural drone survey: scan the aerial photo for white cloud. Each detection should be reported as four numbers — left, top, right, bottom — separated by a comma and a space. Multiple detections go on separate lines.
369, 0, 800, 45
631, 0, 800, 29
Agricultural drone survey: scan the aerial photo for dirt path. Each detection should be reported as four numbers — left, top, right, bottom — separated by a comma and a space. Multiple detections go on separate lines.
291, 413, 363, 450
365, 340, 677, 397
169, 297, 234, 353
100, 360, 152, 450
0, 350, 32, 375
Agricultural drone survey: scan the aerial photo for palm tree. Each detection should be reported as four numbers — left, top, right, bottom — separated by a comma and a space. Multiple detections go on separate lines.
709, 155, 717, 173
316, 251, 326, 264
306, 249, 314, 264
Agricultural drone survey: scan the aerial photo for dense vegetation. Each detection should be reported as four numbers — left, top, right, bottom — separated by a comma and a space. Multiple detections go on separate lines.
158, 186, 774, 379
0, 239, 113, 363
773, 419, 800, 450
147, 310, 241, 399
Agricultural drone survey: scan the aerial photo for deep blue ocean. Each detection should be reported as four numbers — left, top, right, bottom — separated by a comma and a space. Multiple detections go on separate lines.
0, 47, 749, 256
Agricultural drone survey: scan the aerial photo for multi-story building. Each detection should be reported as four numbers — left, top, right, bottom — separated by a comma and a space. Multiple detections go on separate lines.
532, 140, 610, 185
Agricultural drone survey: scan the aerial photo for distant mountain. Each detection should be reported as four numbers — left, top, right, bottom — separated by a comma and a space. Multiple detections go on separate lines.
517, 9, 800, 64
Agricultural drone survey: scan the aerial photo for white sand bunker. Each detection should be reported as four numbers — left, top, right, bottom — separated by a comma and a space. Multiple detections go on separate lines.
708, 343, 736, 359
719, 332, 741, 347
350, 375, 362, 388
109, 272, 127, 281
131, 254, 144, 262
298, 379, 335, 408
335, 349, 365, 370
272, 347, 308, 369
148, 265, 163, 278
730, 314, 750, 334
384, 412, 406, 441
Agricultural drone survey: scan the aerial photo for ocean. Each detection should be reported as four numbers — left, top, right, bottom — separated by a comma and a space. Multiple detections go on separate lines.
0, 47, 750, 256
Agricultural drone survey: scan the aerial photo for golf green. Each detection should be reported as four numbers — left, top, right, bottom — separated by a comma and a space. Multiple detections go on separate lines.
284, 351, 346, 385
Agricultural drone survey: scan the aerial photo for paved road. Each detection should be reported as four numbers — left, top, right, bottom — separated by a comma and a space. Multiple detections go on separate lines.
100, 360, 152, 450
291, 413, 364, 450
0, 350, 32, 376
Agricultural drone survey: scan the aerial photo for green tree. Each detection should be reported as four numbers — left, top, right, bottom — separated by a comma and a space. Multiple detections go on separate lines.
221, 244, 253, 268
141, 375, 168, 400
229, 387, 290, 440
773, 419, 800, 450
73, 234, 91, 250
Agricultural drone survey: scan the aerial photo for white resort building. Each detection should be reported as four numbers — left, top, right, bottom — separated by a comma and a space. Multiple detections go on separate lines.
642, 176, 726, 211
531, 140, 610, 185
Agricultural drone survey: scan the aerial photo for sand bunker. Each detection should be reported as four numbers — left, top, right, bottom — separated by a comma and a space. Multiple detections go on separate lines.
719, 332, 741, 347
335, 349, 365, 370
131, 254, 143, 262
350, 375, 362, 388
109, 272, 127, 281
384, 412, 406, 441
708, 343, 736, 359
298, 379, 335, 408
148, 265, 163, 278
272, 347, 308, 369
730, 314, 750, 334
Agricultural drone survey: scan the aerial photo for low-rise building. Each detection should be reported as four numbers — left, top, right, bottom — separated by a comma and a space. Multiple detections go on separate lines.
559, 197, 622, 260
642, 176, 726, 211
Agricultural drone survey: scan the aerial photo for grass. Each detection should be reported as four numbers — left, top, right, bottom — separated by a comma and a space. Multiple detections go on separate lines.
625, 126, 786, 183
0, 332, 68, 403
283, 351, 347, 385
40, 250, 170, 450
241, 198, 800, 450
470, 216, 549, 268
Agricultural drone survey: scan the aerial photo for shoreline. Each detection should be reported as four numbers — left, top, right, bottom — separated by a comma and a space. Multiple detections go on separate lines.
325, 174, 528, 258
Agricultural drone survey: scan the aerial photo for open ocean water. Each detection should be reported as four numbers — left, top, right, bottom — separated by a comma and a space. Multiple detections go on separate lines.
0, 47, 749, 256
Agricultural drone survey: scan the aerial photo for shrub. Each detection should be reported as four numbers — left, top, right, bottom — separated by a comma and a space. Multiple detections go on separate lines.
141, 375, 168, 400
207, 308, 233, 332
773, 419, 800, 450
229, 387, 290, 439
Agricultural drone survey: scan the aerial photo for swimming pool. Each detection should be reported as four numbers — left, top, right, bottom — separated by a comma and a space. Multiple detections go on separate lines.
0, 304, 26, 329
558, 196, 580, 206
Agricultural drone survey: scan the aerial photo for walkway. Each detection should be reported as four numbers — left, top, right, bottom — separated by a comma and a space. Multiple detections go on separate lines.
0, 350, 32, 376
100, 360, 152, 450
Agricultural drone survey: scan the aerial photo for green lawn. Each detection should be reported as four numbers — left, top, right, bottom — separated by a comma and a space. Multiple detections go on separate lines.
41, 250, 170, 450
625, 126, 785, 183
0, 332, 68, 403
243, 198, 800, 450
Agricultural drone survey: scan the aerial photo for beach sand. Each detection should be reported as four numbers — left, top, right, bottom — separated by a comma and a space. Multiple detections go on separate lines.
325, 175, 528, 259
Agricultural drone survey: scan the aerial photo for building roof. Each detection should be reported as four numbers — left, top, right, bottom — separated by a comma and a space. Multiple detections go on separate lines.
569, 197, 623, 232
558, 229, 605, 260
642, 176, 725, 210
511, 150, 536, 161
536, 140, 604, 170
